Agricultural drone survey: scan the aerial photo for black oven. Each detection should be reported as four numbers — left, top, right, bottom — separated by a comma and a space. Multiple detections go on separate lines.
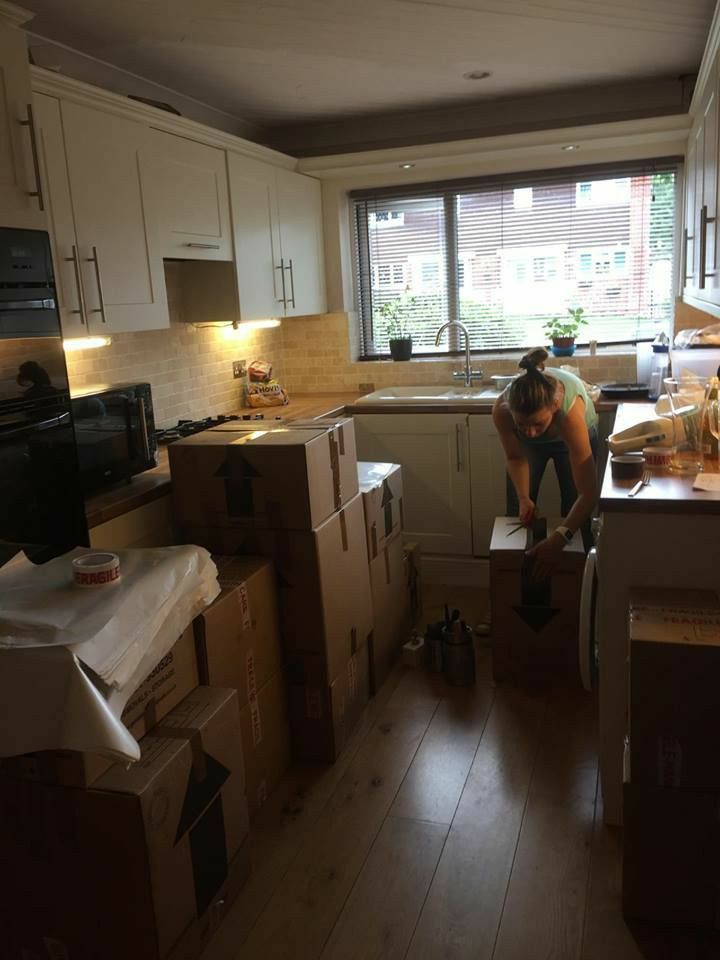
70, 382, 158, 492
0, 228, 88, 565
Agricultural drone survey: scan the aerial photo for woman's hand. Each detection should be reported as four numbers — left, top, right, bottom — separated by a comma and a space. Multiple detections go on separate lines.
519, 498, 536, 525
526, 533, 564, 580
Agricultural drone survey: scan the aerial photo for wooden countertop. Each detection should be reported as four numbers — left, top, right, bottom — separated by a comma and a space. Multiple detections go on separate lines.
600, 403, 720, 515
84, 393, 363, 528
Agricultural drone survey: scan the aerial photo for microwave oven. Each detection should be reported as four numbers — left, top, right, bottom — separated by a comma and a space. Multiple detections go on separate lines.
70, 382, 157, 492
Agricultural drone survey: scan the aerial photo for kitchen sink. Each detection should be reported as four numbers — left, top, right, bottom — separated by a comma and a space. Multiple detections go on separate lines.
356, 385, 501, 404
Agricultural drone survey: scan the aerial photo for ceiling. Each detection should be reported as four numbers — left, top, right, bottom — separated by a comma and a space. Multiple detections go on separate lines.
23, 0, 716, 128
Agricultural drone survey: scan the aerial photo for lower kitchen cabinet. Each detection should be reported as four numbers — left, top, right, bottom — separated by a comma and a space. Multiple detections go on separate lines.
353, 413, 473, 555
89, 495, 174, 550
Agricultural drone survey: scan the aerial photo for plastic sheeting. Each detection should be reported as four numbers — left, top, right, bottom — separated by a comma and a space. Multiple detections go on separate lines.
0, 545, 220, 762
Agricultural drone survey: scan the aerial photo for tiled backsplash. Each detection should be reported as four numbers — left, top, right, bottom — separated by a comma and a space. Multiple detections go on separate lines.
280, 312, 637, 391
66, 263, 283, 427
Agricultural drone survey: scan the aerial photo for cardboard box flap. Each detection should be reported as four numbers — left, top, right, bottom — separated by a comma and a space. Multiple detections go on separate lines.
228, 427, 327, 448
94, 688, 238, 796
358, 461, 398, 490
629, 604, 720, 647
489, 516, 584, 554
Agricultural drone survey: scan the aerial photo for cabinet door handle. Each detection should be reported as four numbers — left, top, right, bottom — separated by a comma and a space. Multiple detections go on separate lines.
64, 245, 87, 325
700, 205, 708, 288
275, 258, 287, 308
87, 246, 107, 324
683, 228, 692, 281
284, 258, 296, 309
456, 424, 464, 472
137, 395, 152, 464
183, 242, 220, 249
19, 103, 45, 212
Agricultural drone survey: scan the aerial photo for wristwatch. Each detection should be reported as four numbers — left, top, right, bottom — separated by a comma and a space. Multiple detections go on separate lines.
555, 525, 574, 545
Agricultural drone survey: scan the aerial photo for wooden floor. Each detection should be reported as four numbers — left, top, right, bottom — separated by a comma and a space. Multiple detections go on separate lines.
201, 588, 720, 960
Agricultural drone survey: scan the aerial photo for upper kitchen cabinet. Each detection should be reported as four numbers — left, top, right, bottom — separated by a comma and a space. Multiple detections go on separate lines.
59, 100, 168, 333
140, 130, 233, 261
33, 93, 87, 337
0, 6, 46, 231
228, 153, 327, 321
684, 54, 720, 308
275, 168, 327, 317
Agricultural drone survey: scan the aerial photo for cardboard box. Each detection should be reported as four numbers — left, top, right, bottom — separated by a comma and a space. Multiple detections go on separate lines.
170, 418, 358, 533
357, 461, 404, 560
623, 782, 720, 928
369, 533, 411, 695
264, 493, 373, 682
403, 540, 422, 627
287, 643, 369, 762
194, 556, 281, 712
629, 592, 720, 790
0, 687, 249, 960
239, 671, 290, 816
489, 516, 585, 681
2, 625, 199, 788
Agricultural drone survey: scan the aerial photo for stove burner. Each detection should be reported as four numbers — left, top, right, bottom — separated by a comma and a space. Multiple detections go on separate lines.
154, 413, 244, 444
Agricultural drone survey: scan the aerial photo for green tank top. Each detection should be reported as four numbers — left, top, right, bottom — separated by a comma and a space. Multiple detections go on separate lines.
515, 366, 598, 444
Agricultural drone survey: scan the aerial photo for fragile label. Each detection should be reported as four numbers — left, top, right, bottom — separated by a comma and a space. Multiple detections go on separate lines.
238, 581, 251, 630
250, 694, 262, 747
246, 650, 257, 703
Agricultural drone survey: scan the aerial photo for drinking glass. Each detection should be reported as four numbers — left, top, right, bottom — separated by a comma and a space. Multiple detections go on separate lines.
663, 377, 706, 473
703, 376, 720, 469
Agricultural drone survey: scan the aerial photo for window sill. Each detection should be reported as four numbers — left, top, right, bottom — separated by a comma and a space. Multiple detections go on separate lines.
358, 344, 637, 364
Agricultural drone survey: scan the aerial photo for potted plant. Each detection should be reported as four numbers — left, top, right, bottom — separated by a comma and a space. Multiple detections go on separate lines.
378, 295, 416, 361
543, 307, 587, 357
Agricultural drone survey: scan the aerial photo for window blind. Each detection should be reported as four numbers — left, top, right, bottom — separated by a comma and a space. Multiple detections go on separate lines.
352, 159, 679, 357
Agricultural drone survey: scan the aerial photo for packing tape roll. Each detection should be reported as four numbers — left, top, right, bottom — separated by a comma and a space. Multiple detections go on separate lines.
72, 552, 121, 588
643, 445, 673, 468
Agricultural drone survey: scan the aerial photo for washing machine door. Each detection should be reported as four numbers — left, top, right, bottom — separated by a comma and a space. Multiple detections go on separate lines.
579, 547, 598, 692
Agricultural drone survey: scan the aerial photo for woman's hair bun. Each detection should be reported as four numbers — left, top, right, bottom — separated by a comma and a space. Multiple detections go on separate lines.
518, 347, 549, 373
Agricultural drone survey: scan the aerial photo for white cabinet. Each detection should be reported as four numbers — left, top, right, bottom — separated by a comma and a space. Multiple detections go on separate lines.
33, 93, 87, 336
468, 416, 561, 557
684, 56, 720, 306
140, 130, 233, 261
59, 100, 167, 333
228, 153, 327, 321
353, 413, 472, 555
0, 15, 45, 230
275, 167, 327, 317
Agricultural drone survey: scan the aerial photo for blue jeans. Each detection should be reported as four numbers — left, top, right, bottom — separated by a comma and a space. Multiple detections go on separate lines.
505, 427, 598, 549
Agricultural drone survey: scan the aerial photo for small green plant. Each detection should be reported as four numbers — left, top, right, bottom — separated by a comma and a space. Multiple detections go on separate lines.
377, 292, 417, 339
543, 306, 587, 341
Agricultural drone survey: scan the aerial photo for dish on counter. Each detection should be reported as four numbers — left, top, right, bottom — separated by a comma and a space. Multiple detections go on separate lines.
600, 382, 650, 400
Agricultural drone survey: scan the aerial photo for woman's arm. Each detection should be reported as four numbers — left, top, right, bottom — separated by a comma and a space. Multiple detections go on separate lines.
558, 399, 598, 534
492, 400, 534, 522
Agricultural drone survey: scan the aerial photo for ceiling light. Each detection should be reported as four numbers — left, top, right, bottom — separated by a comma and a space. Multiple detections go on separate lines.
464, 70, 492, 81
400, 163, 415, 170
62, 336, 112, 352
562, 144, 579, 151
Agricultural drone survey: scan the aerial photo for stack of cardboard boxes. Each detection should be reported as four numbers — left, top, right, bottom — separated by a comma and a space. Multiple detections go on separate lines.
1, 656, 251, 959
357, 461, 412, 693
170, 418, 373, 762
623, 589, 720, 929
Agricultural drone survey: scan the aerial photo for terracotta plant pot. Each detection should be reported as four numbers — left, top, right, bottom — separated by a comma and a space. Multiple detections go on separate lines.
550, 336, 576, 357
389, 337, 413, 361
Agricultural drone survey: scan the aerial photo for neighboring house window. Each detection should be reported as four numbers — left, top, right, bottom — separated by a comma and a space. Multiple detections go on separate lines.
353, 166, 677, 355
513, 187, 533, 210
576, 178, 631, 207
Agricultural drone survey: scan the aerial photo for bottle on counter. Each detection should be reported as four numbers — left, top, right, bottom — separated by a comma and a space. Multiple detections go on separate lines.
648, 333, 670, 402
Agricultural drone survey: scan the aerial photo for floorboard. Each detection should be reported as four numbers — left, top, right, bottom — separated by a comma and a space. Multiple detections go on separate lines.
320, 816, 447, 960
491, 689, 597, 960
234, 670, 442, 960
405, 685, 547, 960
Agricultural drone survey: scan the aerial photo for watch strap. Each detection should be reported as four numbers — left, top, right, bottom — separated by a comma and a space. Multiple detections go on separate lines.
555, 524, 574, 544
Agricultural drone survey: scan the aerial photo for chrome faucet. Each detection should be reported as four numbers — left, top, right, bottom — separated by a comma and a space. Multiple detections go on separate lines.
434, 321, 483, 387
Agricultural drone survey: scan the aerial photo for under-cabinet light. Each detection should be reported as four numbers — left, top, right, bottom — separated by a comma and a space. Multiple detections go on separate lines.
62, 336, 112, 352
220, 319, 282, 339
